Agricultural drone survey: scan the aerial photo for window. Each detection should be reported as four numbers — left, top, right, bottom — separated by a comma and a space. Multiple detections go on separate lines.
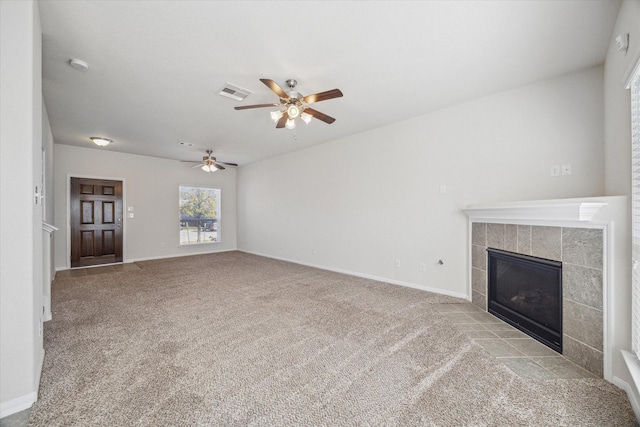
179, 186, 221, 245
630, 59, 640, 359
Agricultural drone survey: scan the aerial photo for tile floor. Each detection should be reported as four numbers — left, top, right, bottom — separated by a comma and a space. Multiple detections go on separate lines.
432, 302, 596, 380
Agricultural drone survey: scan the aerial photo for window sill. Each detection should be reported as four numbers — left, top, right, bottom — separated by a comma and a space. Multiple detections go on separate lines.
179, 241, 221, 247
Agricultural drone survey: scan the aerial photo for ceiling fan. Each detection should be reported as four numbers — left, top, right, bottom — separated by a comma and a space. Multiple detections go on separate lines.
182, 150, 238, 172
234, 79, 343, 129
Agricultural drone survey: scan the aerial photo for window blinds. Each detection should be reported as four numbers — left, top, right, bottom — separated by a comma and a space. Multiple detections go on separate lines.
630, 61, 640, 360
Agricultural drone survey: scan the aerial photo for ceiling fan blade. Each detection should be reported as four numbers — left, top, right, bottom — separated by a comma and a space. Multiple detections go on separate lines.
303, 108, 336, 124
191, 163, 204, 169
275, 111, 289, 128
260, 79, 290, 100
218, 161, 238, 167
234, 103, 281, 110
213, 163, 225, 170
302, 89, 343, 104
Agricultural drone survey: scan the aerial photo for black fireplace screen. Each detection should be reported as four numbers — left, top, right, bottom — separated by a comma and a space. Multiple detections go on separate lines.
487, 248, 562, 353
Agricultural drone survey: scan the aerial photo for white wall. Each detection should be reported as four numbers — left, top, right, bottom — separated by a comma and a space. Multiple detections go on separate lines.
238, 66, 605, 298
0, 0, 45, 417
604, 0, 640, 196
53, 145, 237, 269
603, 0, 640, 415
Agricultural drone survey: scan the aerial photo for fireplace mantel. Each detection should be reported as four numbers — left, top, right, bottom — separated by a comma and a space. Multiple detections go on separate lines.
463, 198, 608, 223
462, 195, 629, 384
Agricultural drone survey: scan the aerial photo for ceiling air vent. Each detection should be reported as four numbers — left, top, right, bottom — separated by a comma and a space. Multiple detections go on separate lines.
217, 83, 253, 101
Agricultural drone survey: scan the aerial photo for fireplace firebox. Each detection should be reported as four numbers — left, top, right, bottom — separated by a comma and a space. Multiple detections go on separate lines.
487, 248, 562, 353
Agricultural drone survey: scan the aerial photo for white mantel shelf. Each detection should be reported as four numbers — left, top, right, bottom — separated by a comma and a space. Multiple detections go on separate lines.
462, 199, 608, 223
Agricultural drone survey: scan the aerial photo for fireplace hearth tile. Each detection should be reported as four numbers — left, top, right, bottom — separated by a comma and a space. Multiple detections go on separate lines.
563, 264, 603, 310
475, 339, 525, 357
484, 323, 519, 331
562, 228, 603, 269
504, 338, 560, 357
487, 223, 506, 250
501, 358, 557, 380
441, 312, 477, 323
456, 323, 489, 331
491, 329, 528, 339
530, 357, 596, 379
531, 226, 562, 261
563, 299, 603, 350
464, 330, 499, 339
465, 312, 503, 324
454, 303, 484, 313
442, 301, 601, 380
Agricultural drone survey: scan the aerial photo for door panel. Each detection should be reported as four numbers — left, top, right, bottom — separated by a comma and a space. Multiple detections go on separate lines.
70, 178, 123, 268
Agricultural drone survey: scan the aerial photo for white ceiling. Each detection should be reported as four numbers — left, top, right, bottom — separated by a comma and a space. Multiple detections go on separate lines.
39, 0, 621, 167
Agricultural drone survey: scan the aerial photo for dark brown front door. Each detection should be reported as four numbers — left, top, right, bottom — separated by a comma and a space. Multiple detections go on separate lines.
70, 178, 123, 268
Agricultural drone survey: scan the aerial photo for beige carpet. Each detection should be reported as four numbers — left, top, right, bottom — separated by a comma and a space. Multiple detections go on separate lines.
29, 251, 637, 426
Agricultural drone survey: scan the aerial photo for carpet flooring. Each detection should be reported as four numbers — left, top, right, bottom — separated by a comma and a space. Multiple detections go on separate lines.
29, 251, 637, 426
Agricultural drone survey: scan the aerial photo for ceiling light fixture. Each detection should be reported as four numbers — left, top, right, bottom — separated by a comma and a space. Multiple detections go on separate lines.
300, 112, 312, 124
267, 80, 314, 130
201, 164, 218, 173
90, 137, 112, 147
69, 58, 89, 72
270, 110, 283, 122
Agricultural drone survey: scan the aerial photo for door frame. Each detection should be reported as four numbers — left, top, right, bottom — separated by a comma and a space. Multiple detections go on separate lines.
66, 174, 127, 269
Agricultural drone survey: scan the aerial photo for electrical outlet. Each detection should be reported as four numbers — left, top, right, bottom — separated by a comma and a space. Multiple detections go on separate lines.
550, 165, 560, 176
395, 259, 401, 268
561, 164, 572, 175
419, 262, 426, 272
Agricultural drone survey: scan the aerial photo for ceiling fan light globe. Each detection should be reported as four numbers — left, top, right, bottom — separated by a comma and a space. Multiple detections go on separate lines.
90, 137, 112, 147
287, 105, 300, 119
270, 110, 284, 123
202, 164, 217, 172
285, 118, 296, 129
300, 112, 312, 124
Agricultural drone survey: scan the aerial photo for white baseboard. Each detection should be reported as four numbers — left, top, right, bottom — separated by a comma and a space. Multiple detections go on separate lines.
55, 248, 238, 271
0, 392, 36, 419
126, 248, 236, 264
239, 249, 469, 300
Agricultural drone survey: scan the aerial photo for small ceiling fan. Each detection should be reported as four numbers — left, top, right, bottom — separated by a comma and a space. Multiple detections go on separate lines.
234, 79, 343, 129
181, 150, 238, 172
